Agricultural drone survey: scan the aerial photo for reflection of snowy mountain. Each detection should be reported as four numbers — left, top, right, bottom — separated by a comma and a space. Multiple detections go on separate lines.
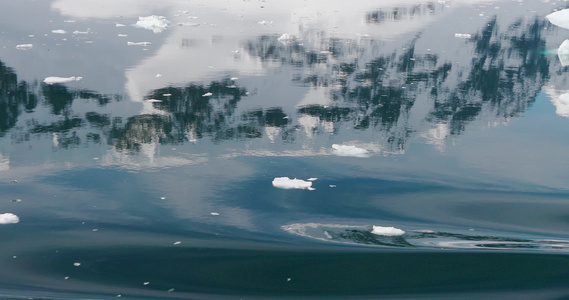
0, 1, 563, 163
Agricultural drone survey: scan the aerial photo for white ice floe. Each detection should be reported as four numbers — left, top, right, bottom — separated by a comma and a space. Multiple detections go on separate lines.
177, 22, 200, 27
0, 213, 19, 224
52, 29, 67, 34
454, 33, 472, 39
43, 76, 82, 84
272, 177, 315, 190
173, 241, 181, 245
16, 44, 33, 50
73, 262, 81, 266
210, 212, 220, 216
202, 92, 213, 97
307, 178, 318, 181
127, 41, 151, 46
277, 33, 295, 43
331, 144, 369, 157
371, 225, 405, 236
134, 15, 172, 33
547, 9, 569, 30
558, 40, 569, 66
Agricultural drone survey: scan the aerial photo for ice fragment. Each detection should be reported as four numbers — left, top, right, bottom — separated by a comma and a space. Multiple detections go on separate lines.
272, 177, 315, 190
331, 144, 369, 157
0, 213, 19, 224
547, 9, 569, 30
454, 33, 472, 38
134, 15, 172, 33
127, 41, 151, 46
202, 92, 213, 97
16, 44, 33, 50
558, 40, 569, 66
371, 225, 405, 236
44, 76, 82, 84
73, 262, 81, 266
210, 212, 220, 216
52, 29, 67, 34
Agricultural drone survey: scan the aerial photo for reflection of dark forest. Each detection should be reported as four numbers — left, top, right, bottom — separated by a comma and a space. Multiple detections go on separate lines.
0, 15, 552, 153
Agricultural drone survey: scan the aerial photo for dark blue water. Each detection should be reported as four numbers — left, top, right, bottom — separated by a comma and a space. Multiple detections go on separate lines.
2, 0, 569, 298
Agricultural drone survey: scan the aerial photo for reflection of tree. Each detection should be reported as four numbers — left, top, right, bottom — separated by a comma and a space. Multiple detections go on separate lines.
0, 14, 554, 153
242, 15, 550, 150
0, 61, 37, 136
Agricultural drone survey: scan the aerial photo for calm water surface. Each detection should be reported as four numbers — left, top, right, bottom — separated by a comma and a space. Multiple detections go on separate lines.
2, 0, 569, 298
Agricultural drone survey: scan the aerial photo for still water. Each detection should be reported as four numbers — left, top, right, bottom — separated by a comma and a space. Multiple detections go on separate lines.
2, 0, 569, 298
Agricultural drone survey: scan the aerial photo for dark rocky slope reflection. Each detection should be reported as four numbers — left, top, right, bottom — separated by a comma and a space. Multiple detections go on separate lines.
0, 16, 553, 154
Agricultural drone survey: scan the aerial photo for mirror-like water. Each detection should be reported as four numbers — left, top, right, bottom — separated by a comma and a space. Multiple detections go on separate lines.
2, 0, 569, 298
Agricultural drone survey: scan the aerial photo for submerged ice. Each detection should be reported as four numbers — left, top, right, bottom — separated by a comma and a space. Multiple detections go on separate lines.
0, 213, 19, 224
272, 177, 315, 190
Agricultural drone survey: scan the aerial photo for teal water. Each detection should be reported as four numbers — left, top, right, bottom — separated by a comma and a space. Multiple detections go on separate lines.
2, 0, 569, 298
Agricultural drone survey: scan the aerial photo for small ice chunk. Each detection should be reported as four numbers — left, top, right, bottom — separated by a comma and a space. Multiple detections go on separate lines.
73, 30, 89, 35
258, 20, 272, 25
134, 15, 172, 33
146, 99, 162, 103
329, 185, 336, 188
272, 177, 315, 190
163, 93, 172, 96
558, 40, 569, 66
307, 178, 318, 181
155, 74, 162, 77
210, 212, 220, 216
454, 33, 472, 39
177, 22, 200, 27
173, 241, 181, 245
0, 213, 19, 224
547, 9, 569, 30
118, 34, 128, 37
277, 33, 295, 43
371, 225, 405, 236
160, 196, 166, 200
167, 288, 175, 293
143, 282, 150, 285
44, 76, 82, 84
16, 44, 33, 50
127, 41, 151, 46
202, 92, 213, 97
64, 276, 69, 279
116, 23, 126, 27
73, 262, 81, 266
332, 144, 368, 157
52, 29, 67, 34
230, 77, 239, 81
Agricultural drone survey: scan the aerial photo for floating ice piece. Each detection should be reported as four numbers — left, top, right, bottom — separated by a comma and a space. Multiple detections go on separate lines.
16, 44, 33, 50
177, 22, 200, 27
258, 20, 272, 25
558, 40, 569, 66
73, 262, 81, 266
307, 178, 318, 181
73, 30, 89, 35
163, 93, 172, 96
44, 76, 82, 84
371, 225, 405, 236
202, 92, 213, 97
134, 15, 172, 33
173, 241, 181, 245
116, 23, 126, 27
331, 144, 369, 157
127, 41, 151, 46
155, 74, 162, 77
560, 93, 569, 105
230, 77, 239, 81
272, 177, 315, 190
143, 282, 150, 285
277, 33, 295, 43
118, 34, 128, 37
52, 29, 67, 34
547, 9, 569, 30
210, 212, 220, 216
454, 33, 472, 39
0, 213, 19, 224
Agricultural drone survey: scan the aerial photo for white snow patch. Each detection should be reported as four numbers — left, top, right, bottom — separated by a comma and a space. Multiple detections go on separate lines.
272, 177, 315, 190
134, 15, 172, 33
0, 213, 19, 224
547, 9, 569, 30
44, 76, 82, 84
371, 225, 405, 236
331, 144, 369, 157
16, 44, 33, 50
